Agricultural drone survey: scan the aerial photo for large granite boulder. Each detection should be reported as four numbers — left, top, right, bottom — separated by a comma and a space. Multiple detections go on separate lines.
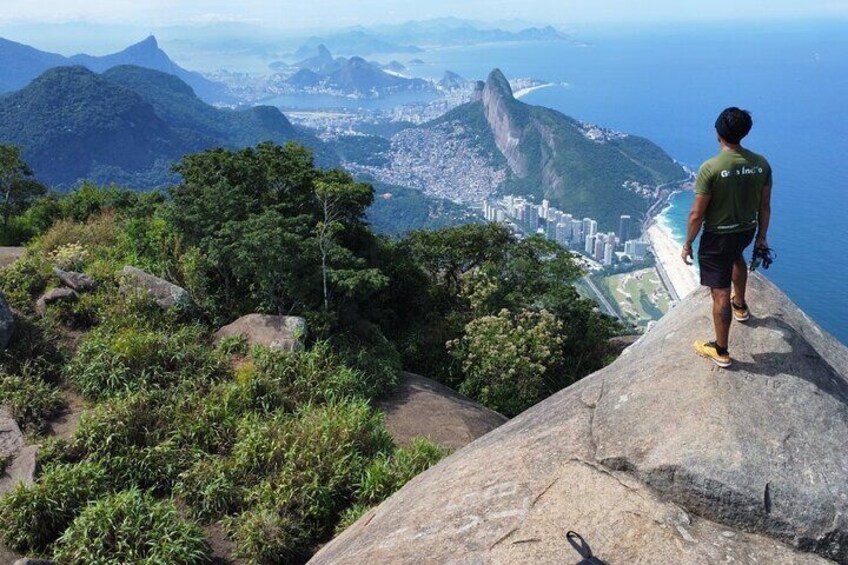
214, 314, 306, 352
376, 373, 507, 450
35, 287, 78, 317
0, 291, 13, 350
311, 274, 848, 564
120, 266, 190, 309
52, 267, 96, 292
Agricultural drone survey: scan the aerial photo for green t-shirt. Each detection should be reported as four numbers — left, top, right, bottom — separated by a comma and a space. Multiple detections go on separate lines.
694, 148, 772, 233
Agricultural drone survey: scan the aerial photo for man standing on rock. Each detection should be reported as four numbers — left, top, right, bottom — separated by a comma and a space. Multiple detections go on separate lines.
681, 107, 772, 367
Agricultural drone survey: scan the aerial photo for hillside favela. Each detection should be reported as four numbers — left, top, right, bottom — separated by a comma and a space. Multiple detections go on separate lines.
0, 1, 846, 564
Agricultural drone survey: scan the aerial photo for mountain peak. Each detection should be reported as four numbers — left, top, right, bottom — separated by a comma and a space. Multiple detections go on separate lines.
317, 44, 333, 59
133, 35, 159, 51
485, 68, 514, 99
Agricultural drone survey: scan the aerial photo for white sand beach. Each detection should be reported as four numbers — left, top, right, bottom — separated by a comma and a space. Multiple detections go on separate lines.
646, 222, 699, 301
513, 83, 555, 99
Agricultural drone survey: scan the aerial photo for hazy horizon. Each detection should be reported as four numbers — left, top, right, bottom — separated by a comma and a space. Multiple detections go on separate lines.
2, 0, 846, 30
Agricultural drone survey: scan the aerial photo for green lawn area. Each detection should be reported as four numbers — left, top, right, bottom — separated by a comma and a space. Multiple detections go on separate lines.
602, 268, 670, 329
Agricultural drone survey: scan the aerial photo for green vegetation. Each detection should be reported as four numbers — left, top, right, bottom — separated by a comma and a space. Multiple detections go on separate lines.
0, 142, 620, 563
54, 489, 210, 565
366, 181, 480, 237
0, 65, 326, 190
390, 223, 620, 407
0, 144, 47, 245
597, 268, 670, 331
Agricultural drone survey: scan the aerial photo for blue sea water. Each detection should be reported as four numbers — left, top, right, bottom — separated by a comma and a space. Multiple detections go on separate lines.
399, 20, 848, 344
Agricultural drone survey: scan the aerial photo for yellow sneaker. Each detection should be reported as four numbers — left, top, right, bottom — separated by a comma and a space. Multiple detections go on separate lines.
731, 295, 750, 322
693, 340, 732, 368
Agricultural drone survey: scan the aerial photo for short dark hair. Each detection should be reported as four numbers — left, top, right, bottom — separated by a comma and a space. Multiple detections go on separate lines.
715, 107, 752, 144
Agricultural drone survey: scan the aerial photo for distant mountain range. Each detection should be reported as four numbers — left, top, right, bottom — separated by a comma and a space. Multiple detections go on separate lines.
271, 45, 434, 99
287, 19, 569, 57
0, 35, 231, 104
0, 64, 470, 235
352, 69, 687, 230
291, 32, 423, 59
0, 65, 322, 188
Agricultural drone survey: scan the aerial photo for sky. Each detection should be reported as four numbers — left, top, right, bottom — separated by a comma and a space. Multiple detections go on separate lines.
1, 0, 847, 29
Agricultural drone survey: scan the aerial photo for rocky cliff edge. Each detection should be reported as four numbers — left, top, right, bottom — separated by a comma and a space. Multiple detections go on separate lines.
311, 273, 848, 564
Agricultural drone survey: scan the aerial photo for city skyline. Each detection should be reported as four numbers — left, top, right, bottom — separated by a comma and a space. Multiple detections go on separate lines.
484, 195, 649, 268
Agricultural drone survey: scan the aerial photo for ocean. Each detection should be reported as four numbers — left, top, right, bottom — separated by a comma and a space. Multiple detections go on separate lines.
384, 20, 848, 344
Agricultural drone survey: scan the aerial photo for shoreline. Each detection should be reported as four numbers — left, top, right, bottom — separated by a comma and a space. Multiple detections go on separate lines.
514, 83, 555, 99
646, 210, 699, 303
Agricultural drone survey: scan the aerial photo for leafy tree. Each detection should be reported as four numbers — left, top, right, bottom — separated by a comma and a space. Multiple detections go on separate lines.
168, 142, 386, 333
0, 144, 46, 228
388, 223, 620, 409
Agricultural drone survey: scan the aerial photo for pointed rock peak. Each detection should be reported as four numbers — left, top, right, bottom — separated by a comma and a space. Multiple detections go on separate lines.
485, 68, 514, 99
317, 44, 333, 59
137, 35, 159, 49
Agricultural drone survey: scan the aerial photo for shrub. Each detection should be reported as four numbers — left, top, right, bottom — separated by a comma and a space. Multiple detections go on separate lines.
101, 440, 199, 495
0, 462, 111, 553
62, 391, 171, 463
0, 315, 65, 381
449, 308, 565, 416
216, 334, 248, 357
354, 437, 449, 506
334, 503, 371, 535
175, 456, 243, 522
169, 383, 244, 454
54, 489, 211, 565
67, 325, 227, 400
34, 211, 121, 257
47, 242, 89, 271
243, 342, 394, 409
224, 400, 393, 560
42, 290, 101, 330
0, 363, 65, 434
0, 252, 50, 312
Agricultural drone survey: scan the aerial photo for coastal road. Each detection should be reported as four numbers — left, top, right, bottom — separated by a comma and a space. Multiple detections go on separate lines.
582, 275, 623, 321
653, 257, 681, 303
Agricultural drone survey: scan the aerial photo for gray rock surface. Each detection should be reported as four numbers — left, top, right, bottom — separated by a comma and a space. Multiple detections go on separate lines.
0, 291, 13, 350
0, 445, 38, 496
376, 373, 507, 450
0, 408, 23, 461
120, 266, 190, 309
0, 247, 24, 268
35, 287, 78, 316
214, 314, 306, 352
311, 274, 847, 564
607, 334, 641, 357
52, 267, 96, 292
482, 69, 528, 177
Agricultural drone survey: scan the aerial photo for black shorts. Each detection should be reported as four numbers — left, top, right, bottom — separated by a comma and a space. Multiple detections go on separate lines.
698, 229, 756, 289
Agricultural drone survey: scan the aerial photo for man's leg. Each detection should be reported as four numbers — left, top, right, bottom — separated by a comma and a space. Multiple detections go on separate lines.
711, 287, 732, 350
732, 257, 748, 306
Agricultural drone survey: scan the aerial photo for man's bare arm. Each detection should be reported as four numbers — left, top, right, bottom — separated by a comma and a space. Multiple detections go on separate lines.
681, 194, 711, 265
757, 183, 772, 246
